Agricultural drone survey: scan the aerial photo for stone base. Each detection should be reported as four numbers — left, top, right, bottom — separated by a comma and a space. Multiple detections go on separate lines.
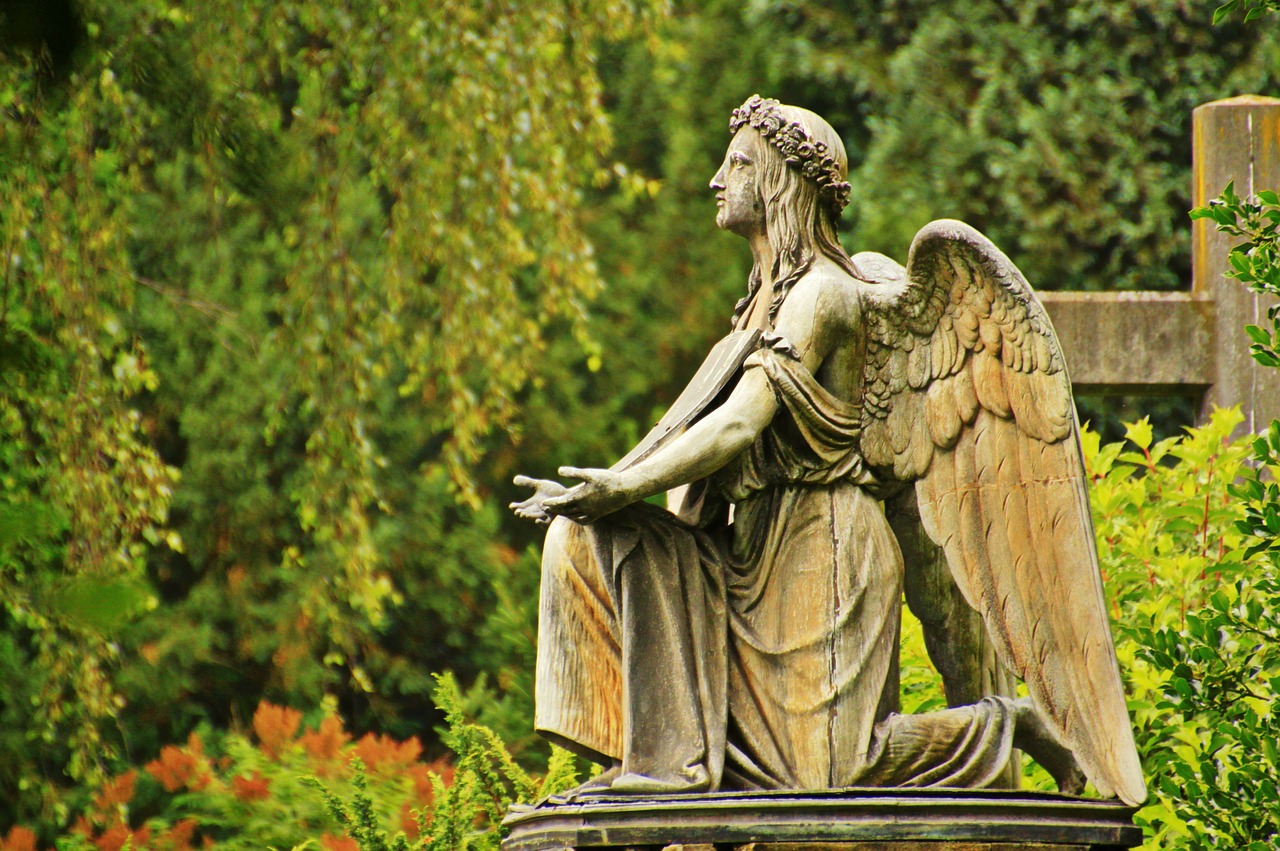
501, 789, 1142, 851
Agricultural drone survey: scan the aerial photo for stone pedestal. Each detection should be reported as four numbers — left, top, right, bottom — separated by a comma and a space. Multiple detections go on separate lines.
502, 790, 1141, 851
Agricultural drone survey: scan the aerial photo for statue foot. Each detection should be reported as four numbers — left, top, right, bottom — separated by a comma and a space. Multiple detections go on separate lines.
603, 767, 712, 795
1012, 698, 1087, 796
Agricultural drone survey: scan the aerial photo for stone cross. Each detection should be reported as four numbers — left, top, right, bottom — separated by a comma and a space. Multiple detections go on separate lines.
1040, 95, 1280, 436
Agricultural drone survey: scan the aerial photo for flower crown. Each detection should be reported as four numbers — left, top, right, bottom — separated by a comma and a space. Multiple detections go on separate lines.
729, 94, 852, 215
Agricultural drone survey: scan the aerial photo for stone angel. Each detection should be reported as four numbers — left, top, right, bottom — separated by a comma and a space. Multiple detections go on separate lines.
511, 95, 1146, 806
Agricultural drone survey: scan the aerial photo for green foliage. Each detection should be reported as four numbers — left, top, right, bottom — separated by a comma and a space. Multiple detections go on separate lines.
1150, 104, 1280, 844
746, 0, 1280, 294
1136, 577, 1280, 846
1191, 181, 1280, 369
313, 674, 578, 851
1213, 0, 1280, 25
897, 609, 946, 717
0, 0, 181, 817
1070, 408, 1280, 846
0, 0, 663, 826
13, 674, 574, 851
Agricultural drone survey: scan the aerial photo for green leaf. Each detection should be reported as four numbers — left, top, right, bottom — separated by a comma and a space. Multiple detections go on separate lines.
1213, 0, 1242, 24
1125, 418, 1154, 451
48, 578, 153, 632
1223, 179, 1240, 206
1246, 324, 1272, 346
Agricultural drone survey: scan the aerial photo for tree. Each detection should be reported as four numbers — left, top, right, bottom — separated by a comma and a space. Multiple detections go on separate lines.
0, 0, 661, 825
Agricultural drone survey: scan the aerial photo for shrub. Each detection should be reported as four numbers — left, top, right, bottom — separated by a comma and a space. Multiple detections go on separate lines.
21, 674, 571, 851
1084, 408, 1279, 847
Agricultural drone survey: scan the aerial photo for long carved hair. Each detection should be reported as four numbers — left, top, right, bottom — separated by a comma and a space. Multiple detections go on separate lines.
731, 105, 865, 329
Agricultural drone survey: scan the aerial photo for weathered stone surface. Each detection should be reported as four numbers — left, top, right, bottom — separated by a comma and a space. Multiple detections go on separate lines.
1193, 95, 1280, 432
512, 96, 1144, 809
501, 791, 1141, 851
1038, 292, 1214, 395
734, 844, 1082, 850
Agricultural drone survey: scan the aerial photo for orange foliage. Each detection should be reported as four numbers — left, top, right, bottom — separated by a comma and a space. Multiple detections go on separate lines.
92, 770, 136, 812
406, 759, 453, 808
320, 833, 358, 851
252, 701, 302, 758
157, 819, 198, 851
146, 739, 209, 793
300, 714, 351, 762
0, 826, 38, 851
353, 732, 422, 772
93, 825, 150, 851
230, 771, 271, 802
399, 801, 421, 840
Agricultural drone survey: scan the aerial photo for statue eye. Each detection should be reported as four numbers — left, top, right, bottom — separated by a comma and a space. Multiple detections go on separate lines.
731, 152, 751, 167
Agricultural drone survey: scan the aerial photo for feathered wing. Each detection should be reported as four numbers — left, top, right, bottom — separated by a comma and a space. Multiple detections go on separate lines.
858, 220, 1146, 806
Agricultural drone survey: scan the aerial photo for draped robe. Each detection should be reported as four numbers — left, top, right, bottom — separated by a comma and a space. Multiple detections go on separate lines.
535, 342, 1017, 791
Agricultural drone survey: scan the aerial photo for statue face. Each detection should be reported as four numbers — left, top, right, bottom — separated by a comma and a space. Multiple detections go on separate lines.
710, 128, 764, 238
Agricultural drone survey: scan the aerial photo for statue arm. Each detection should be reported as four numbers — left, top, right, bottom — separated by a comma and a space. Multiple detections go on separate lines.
539, 275, 844, 524
540, 369, 776, 523
622, 368, 776, 495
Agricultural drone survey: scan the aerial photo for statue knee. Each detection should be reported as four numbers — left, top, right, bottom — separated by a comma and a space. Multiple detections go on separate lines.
542, 517, 593, 581
543, 516, 575, 563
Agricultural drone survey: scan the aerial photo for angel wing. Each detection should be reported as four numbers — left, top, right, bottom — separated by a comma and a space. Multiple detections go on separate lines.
857, 219, 1146, 806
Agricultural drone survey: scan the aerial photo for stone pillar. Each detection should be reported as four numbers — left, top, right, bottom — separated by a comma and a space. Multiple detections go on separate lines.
1193, 95, 1280, 434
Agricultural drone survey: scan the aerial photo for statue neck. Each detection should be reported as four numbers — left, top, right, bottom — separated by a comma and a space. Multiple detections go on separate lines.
742, 231, 776, 330
748, 231, 774, 285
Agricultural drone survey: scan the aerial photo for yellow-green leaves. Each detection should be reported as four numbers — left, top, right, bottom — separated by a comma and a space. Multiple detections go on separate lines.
1084, 408, 1280, 847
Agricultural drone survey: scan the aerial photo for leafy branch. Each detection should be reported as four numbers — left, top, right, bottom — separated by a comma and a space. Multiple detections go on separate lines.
308, 673, 580, 851
1212, 0, 1280, 25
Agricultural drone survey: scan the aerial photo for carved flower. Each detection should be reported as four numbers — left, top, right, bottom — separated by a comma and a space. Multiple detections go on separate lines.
757, 113, 781, 137
830, 181, 852, 212
796, 141, 814, 159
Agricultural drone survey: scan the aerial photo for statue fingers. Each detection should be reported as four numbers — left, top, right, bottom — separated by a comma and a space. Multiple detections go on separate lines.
557, 466, 614, 486
513, 503, 551, 523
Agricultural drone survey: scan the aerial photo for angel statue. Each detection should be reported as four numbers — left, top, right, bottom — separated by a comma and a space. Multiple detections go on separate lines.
511, 94, 1146, 807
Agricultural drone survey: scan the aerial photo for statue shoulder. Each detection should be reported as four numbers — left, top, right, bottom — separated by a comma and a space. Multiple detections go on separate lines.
850, 250, 907, 286
780, 261, 863, 343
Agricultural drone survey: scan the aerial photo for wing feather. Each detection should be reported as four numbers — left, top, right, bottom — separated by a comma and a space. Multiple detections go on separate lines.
972, 348, 1011, 418
861, 219, 1146, 806
925, 379, 965, 449
952, 366, 980, 425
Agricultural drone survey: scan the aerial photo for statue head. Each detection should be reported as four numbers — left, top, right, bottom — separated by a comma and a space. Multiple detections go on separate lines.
713, 95, 862, 327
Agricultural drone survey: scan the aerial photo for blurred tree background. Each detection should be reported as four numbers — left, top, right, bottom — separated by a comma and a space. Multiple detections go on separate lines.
2, 0, 1278, 843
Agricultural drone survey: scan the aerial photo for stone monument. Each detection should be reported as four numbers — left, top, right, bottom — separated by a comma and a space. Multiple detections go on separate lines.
509, 95, 1144, 850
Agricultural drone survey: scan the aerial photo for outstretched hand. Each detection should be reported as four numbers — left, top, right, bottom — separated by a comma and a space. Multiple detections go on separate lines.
509, 467, 632, 526
543, 467, 631, 524
509, 475, 570, 525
